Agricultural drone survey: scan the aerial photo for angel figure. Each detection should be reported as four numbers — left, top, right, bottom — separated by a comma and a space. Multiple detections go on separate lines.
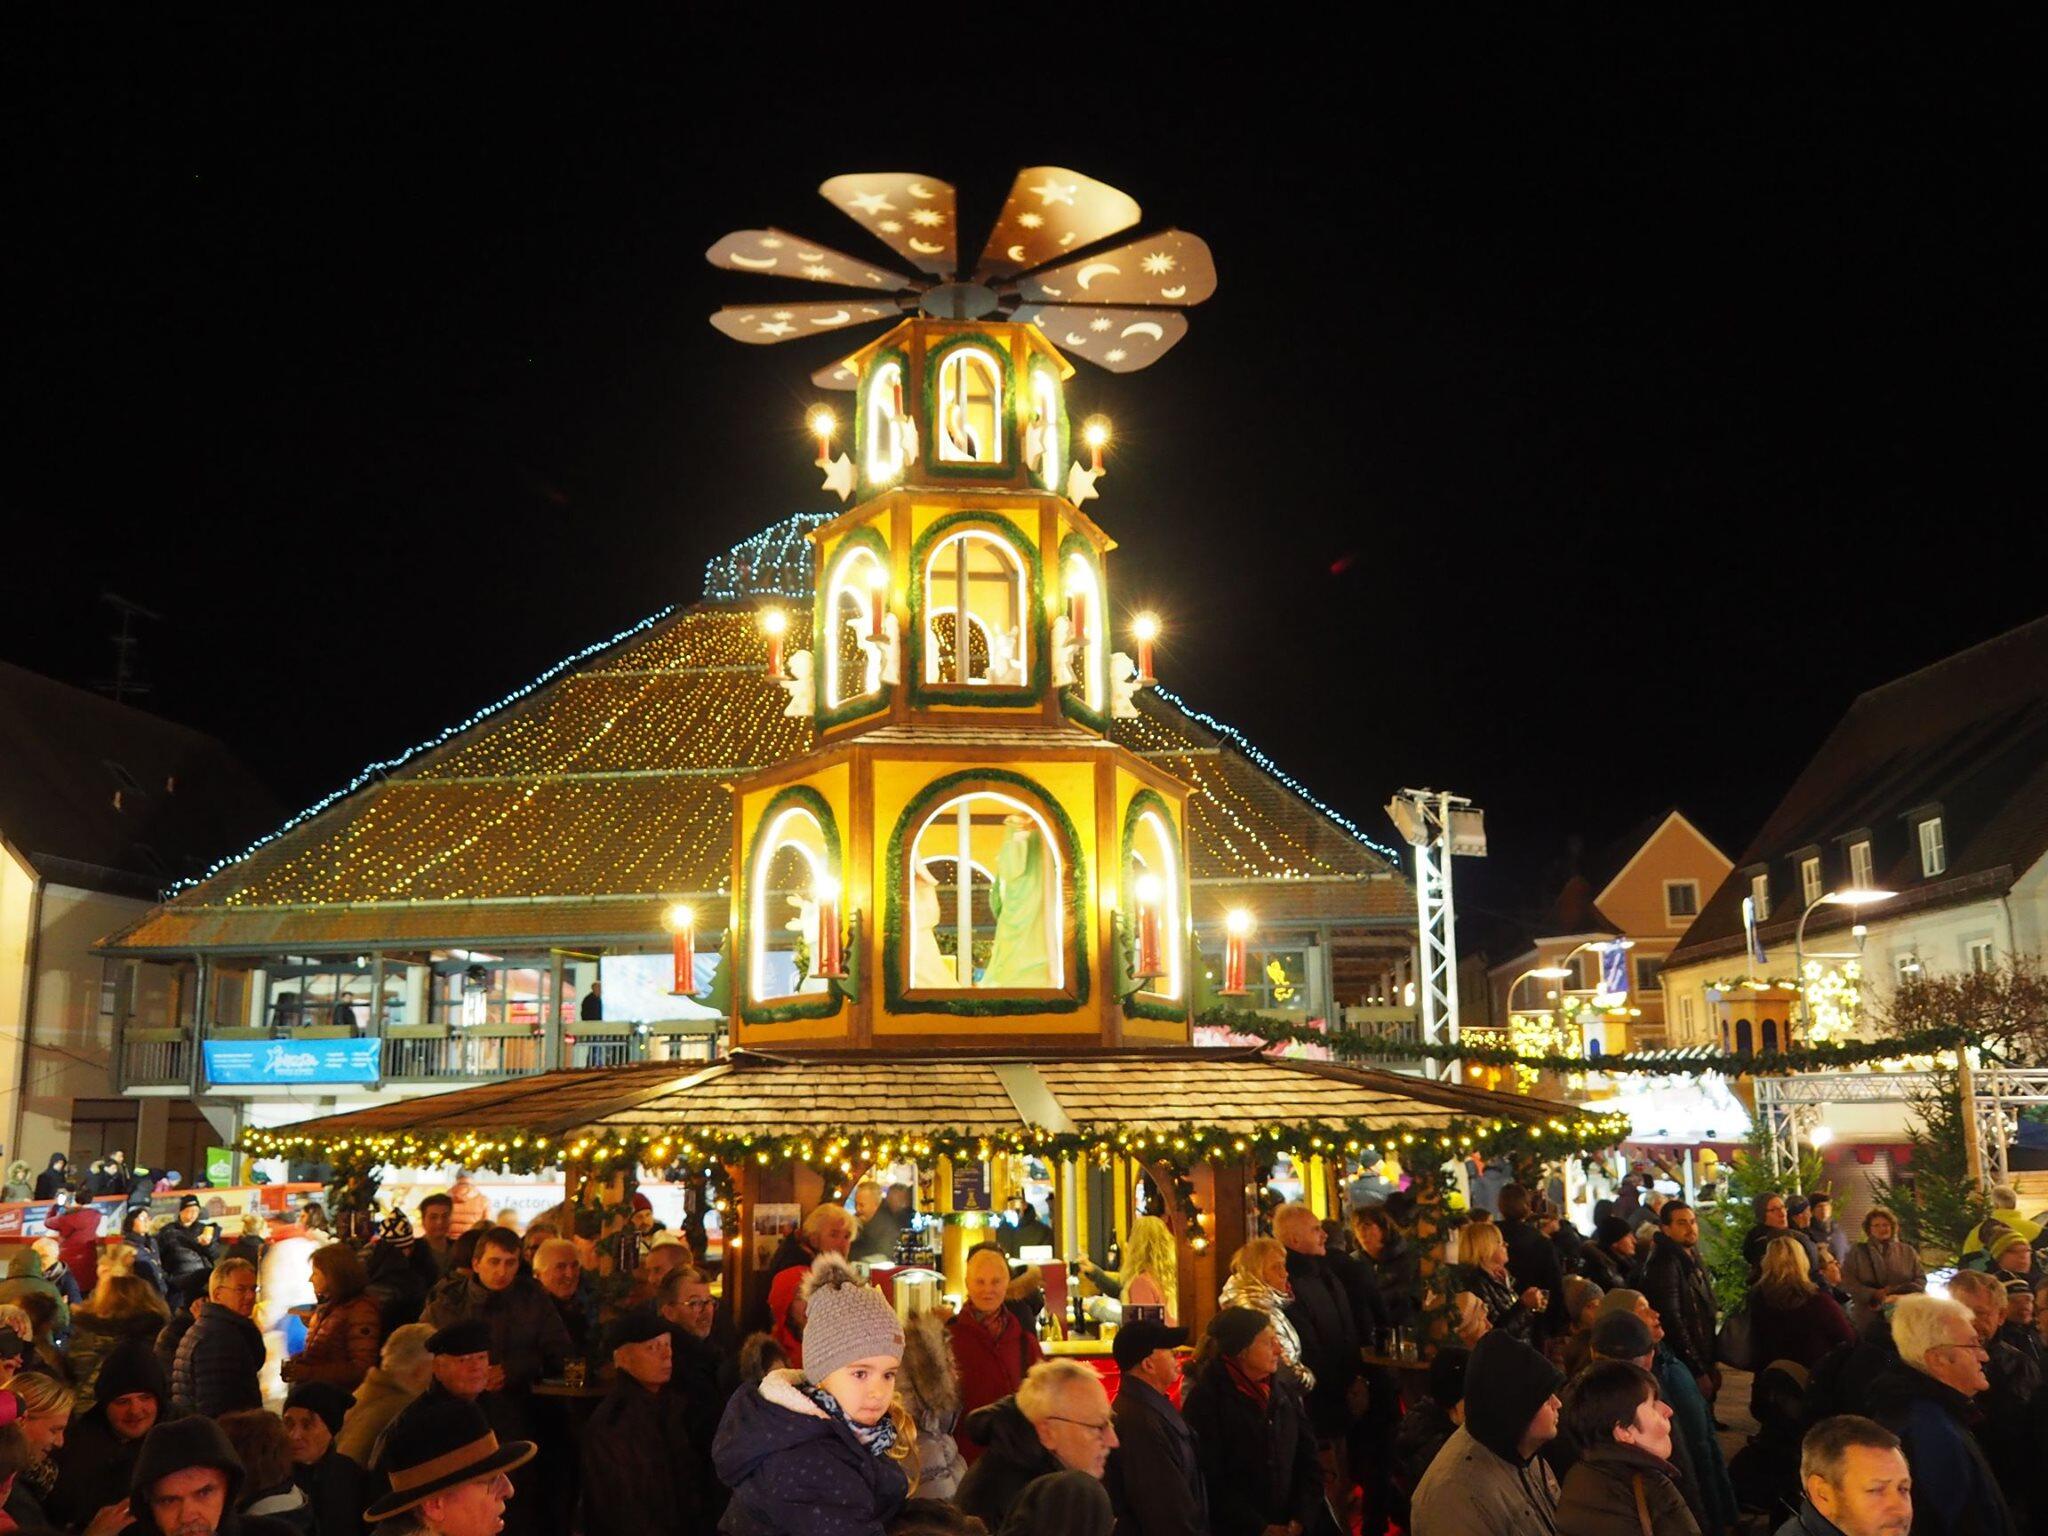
786, 893, 826, 993
777, 650, 815, 719
909, 861, 955, 989
899, 412, 920, 468
985, 627, 1027, 687
851, 610, 901, 694
1022, 408, 1048, 475
1050, 613, 1080, 688
1109, 650, 1148, 719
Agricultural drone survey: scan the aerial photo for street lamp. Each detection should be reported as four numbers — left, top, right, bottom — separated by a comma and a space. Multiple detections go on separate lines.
1794, 888, 1896, 1030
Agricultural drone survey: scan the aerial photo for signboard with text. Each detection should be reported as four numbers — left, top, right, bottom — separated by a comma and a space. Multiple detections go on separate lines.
203, 1038, 380, 1085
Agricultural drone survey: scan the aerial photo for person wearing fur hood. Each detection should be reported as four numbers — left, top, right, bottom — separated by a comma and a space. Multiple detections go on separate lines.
896, 1307, 967, 1501
712, 1256, 917, 1535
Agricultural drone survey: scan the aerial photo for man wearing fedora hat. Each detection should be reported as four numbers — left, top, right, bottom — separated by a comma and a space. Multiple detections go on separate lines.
364, 1400, 533, 1536
579, 1311, 704, 1535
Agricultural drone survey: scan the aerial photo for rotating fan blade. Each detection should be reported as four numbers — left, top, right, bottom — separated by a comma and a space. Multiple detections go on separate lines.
710, 300, 899, 345
819, 173, 958, 277
812, 358, 861, 391
975, 167, 1141, 283
706, 228, 914, 291
1013, 305, 1189, 372
1017, 229, 1216, 308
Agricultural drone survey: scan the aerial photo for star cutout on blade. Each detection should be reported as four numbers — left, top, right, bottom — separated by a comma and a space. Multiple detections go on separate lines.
1030, 178, 1079, 207
908, 208, 945, 227
1089, 317, 1113, 332
1141, 252, 1177, 274
757, 320, 795, 337
1104, 348, 1127, 363
1017, 211, 1045, 228
879, 220, 903, 233
1066, 459, 1102, 505
802, 264, 834, 280
845, 191, 894, 215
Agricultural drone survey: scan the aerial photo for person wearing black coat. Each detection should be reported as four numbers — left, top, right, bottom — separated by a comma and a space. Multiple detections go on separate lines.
1180, 1308, 1325, 1536
282, 1383, 365, 1536
1579, 1218, 1638, 1293
174, 1273, 266, 1419
955, 1398, 1067, 1530
157, 1199, 218, 1309
712, 1367, 912, 1535
125, 1415, 302, 1536
32, 1154, 69, 1201
581, 1314, 706, 1535
1103, 1321, 1205, 1536
1498, 1184, 1569, 1340
47, 1337, 173, 1532
1274, 1205, 1363, 1440
1639, 1205, 1719, 1391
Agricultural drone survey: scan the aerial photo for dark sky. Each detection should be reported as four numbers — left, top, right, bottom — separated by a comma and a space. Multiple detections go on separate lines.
12, 19, 2044, 920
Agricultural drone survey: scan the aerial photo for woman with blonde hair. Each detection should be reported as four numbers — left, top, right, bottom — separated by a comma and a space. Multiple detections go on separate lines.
11, 1371, 75, 1520
285, 1243, 381, 1391
66, 1272, 170, 1408
1750, 1233, 1853, 1369
1082, 1213, 1179, 1324
1219, 1236, 1313, 1386
1449, 1220, 1545, 1343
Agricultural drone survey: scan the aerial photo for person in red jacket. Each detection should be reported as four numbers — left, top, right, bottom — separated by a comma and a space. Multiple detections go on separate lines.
948, 1247, 1043, 1464
46, 1194, 103, 1295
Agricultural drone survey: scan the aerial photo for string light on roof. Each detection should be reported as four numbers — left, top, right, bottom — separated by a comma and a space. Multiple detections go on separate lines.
702, 513, 829, 603
1152, 686, 1403, 863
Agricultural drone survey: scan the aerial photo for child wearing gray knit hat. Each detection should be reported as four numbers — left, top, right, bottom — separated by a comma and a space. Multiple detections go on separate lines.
800, 1254, 906, 1386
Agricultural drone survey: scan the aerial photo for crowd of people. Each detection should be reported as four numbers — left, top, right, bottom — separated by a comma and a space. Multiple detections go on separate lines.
9, 1154, 2048, 1536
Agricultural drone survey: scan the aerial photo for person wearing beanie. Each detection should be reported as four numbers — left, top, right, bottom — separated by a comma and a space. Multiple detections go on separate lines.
956, 1359, 1117, 1533
363, 1212, 435, 1335
580, 1311, 701, 1536
1579, 1216, 1639, 1292
997, 1468, 1114, 1536
159, 1196, 220, 1312
1553, 1360, 1699, 1536
282, 1383, 364, 1536
126, 1415, 300, 1536
1179, 1306, 1321, 1536
47, 1335, 171, 1532
712, 1261, 911, 1536
1560, 1276, 1608, 1376
1391, 1347, 1469, 1517
1409, 1330, 1563, 1536
1103, 1318, 1204, 1536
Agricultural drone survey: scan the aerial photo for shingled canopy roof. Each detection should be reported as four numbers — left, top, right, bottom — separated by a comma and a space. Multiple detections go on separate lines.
103, 517, 1410, 956
239, 1045, 1619, 1167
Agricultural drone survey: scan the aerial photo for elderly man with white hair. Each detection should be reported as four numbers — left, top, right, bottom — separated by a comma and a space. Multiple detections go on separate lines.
1867, 1293, 2017, 1536
956, 1357, 1118, 1531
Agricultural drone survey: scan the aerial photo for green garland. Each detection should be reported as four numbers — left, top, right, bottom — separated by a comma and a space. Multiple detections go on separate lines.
919, 331, 1020, 484
1055, 531, 1110, 733
1118, 789, 1191, 1025
811, 526, 894, 732
738, 785, 844, 1026
1197, 1005, 1991, 1077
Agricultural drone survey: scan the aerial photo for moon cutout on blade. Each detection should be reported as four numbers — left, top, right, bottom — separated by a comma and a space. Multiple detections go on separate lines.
812, 310, 852, 325
1160, 284, 1187, 299
1064, 332, 1090, 346
729, 253, 777, 269
907, 181, 938, 199
1121, 321, 1165, 341
1076, 262, 1120, 289
909, 238, 945, 254
797, 251, 826, 262
1007, 244, 1027, 262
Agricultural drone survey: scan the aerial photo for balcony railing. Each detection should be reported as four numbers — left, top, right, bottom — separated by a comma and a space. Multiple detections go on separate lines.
383, 1033, 545, 1083
118, 1029, 192, 1088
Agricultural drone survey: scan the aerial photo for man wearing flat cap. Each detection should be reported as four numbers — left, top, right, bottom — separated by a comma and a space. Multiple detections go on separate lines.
1104, 1318, 1205, 1536
364, 1400, 534, 1536
283, 1382, 365, 1536
579, 1311, 705, 1536
368, 1321, 494, 1470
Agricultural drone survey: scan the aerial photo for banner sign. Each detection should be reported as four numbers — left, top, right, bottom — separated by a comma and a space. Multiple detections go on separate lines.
203, 1038, 380, 1085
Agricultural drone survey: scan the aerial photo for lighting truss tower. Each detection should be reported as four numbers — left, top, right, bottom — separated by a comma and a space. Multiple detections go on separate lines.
1386, 789, 1486, 1080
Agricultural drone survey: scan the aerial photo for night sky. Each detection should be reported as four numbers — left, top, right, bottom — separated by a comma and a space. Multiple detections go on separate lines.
13, 21, 2044, 922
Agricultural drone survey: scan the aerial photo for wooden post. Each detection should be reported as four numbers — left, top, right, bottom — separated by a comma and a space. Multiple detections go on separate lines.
1960, 1049, 1987, 1193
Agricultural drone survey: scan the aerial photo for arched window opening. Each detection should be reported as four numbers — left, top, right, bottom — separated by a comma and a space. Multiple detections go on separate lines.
924, 530, 1028, 687
749, 806, 833, 1002
1126, 807, 1183, 1001
1734, 1019, 1754, 1054
909, 792, 1065, 991
1760, 1018, 1779, 1052
866, 361, 908, 482
936, 347, 1002, 464
823, 545, 888, 707
1026, 368, 1061, 489
1061, 553, 1106, 712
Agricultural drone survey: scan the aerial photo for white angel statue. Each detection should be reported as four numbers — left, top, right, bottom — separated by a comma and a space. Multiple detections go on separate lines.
1050, 614, 1080, 688
778, 650, 815, 718
985, 627, 1027, 687
1109, 650, 1148, 718
851, 611, 901, 694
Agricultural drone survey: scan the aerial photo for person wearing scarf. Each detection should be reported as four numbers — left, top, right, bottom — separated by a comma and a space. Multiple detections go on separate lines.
1180, 1306, 1323, 1536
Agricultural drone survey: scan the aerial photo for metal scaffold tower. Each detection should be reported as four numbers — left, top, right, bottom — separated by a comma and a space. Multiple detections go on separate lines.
1386, 789, 1486, 1080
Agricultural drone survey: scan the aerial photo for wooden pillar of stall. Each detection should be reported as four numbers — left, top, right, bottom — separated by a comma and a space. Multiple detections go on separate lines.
729, 1158, 825, 1318
1182, 1156, 1253, 1334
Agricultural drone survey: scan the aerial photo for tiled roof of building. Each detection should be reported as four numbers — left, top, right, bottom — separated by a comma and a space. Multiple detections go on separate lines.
245, 1046, 1578, 1150
0, 661, 278, 899
104, 523, 1408, 954
1668, 614, 2048, 967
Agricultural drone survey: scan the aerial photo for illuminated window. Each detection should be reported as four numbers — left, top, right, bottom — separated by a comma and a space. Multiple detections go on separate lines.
1917, 817, 1946, 877
1750, 871, 1771, 923
1061, 552, 1107, 712
1125, 806, 1183, 1000
935, 347, 1002, 464
1848, 839, 1874, 888
924, 529, 1028, 687
1800, 856, 1823, 909
1027, 368, 1061, 489
822, 543, 888, 707
866, 361, 908, 482
1967, 938, 1996, 973
1248, 947, 1313, 1012
907, 791, 1065, 992
749, 805, 834, 1003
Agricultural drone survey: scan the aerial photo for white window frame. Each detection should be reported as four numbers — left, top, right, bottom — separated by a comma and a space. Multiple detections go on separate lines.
1750, 871, 1771, 923
1635, 955, 1663, 994
1967, 938, 1997, 974
1917, 817, 1947, 877
1894, 953, 1923, 985
1678, 992, 1697, 1040
1800, 856, 1823, 909
1848, 839, 1874, 889
1663, 879, 1699, 923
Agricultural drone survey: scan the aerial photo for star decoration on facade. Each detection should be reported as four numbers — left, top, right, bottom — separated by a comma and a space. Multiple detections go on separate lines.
845, 191, 894, 215
1030, 178, 1079, 207
820, 452, 857, 502
1141, 252, 1177, 275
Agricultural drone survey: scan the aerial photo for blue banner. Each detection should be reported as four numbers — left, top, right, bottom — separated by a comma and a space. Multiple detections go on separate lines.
1600, 943, 1629, 997
204, 1038, 380, 1085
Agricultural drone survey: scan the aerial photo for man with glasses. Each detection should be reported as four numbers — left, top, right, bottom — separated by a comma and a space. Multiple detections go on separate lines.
957, 1358, 1118, 1530
1870, 1294, 2016, 1535
657, 1267, 737, 1529
170, 1259, 264, 1418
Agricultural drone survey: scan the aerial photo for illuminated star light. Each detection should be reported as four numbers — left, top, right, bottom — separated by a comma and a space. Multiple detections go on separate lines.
801, 264, 835, 280
1016, 211, 1045, 229
878, 220, 903, 233
757, 321, 795, 337
1104, 348, 1128, 363
845, 191, 895, 215
1141, 252, 1177, 275
908, 208, 945, 227
1030, 179, 1078, 207
1088, 317, 1113, 332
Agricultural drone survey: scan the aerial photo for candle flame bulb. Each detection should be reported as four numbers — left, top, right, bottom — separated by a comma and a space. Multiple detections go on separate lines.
761, 609, 788, 636
1132, 612, 1160, 682
810, 408, 835, 465
666, 903, 695, 933
1223, 906, 1255, 995
761, 608, 788, 679
1083, 417, 1111, 473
